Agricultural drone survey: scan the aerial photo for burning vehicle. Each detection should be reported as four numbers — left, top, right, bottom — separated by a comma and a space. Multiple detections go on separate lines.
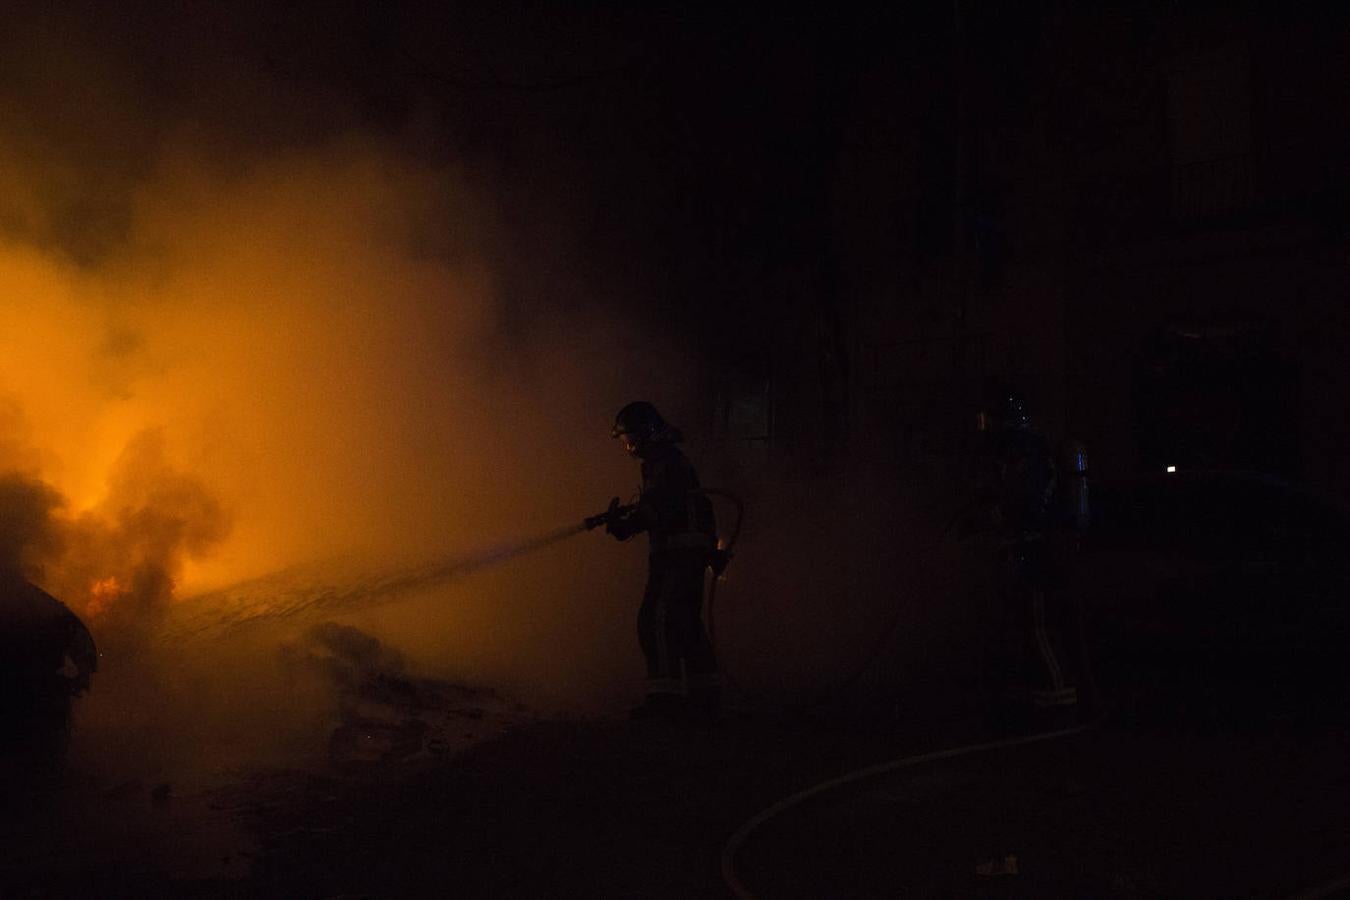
0, 570, 97, 775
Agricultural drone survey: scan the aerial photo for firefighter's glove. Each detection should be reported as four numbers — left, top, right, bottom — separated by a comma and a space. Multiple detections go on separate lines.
585, 497, 638, 540
585, 497, 623, 531
606, 510, 636, 541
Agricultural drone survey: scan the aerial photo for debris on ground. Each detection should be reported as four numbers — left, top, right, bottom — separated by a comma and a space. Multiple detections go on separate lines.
278, 621, 519, 765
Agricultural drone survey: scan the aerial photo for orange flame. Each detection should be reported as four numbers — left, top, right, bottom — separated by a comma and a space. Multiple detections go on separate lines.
87, 575, 122, 618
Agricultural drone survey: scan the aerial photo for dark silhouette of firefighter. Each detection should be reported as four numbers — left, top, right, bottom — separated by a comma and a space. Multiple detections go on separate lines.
956, 384, 1095, 729
591, 402, 720, 721
0, 567, 97, 770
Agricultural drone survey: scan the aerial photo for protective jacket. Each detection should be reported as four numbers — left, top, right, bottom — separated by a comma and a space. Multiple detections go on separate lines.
610, 444, 717, 557
609, 443, 720, 707
976, 426, 1058, 538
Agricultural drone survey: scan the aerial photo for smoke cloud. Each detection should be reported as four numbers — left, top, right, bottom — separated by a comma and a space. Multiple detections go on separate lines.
0, 3, 701, 778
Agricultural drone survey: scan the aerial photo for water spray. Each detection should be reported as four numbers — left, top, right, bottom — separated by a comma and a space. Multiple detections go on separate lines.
163, 489, 745, 648
162, 521, 592, 643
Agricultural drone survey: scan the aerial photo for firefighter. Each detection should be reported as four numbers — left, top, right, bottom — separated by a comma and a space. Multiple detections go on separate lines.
0, 566, 97, 773
960, 383, 1087, 730
603, 401, 720, 722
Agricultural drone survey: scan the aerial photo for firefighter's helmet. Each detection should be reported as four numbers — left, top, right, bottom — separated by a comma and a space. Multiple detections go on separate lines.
612, 401, 681, 455
977, 380, 1032, 433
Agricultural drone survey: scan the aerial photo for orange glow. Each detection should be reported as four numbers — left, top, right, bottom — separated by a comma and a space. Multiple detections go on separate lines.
87, 576, 122, 618
0, 8, 701, 769
0, 134, 646, 711
0, 144, 499, 609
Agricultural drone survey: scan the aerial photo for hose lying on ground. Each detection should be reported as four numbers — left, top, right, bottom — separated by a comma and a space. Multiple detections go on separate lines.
720, 719, 1098, 900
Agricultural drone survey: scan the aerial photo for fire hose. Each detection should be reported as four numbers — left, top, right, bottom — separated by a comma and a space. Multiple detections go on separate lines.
720, 720, 1097, 899
698, 489, 746, 676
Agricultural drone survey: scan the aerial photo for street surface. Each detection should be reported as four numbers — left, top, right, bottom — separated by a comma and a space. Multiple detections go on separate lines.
4, 697, 1350, 898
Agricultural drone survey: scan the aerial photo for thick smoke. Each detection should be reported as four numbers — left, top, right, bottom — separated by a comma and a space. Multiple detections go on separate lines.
0, 470, 63, 575
45, 431, 230, 637
0, 4, 696, 778
0, 6, 988, 783
0, 428, 238, 776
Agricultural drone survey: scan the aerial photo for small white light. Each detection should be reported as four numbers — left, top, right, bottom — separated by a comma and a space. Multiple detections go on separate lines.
1166, 465, 1177, 473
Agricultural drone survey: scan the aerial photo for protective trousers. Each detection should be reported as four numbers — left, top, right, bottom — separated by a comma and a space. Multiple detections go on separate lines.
637, 551, 719, 705
987, 538, 1079, 716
